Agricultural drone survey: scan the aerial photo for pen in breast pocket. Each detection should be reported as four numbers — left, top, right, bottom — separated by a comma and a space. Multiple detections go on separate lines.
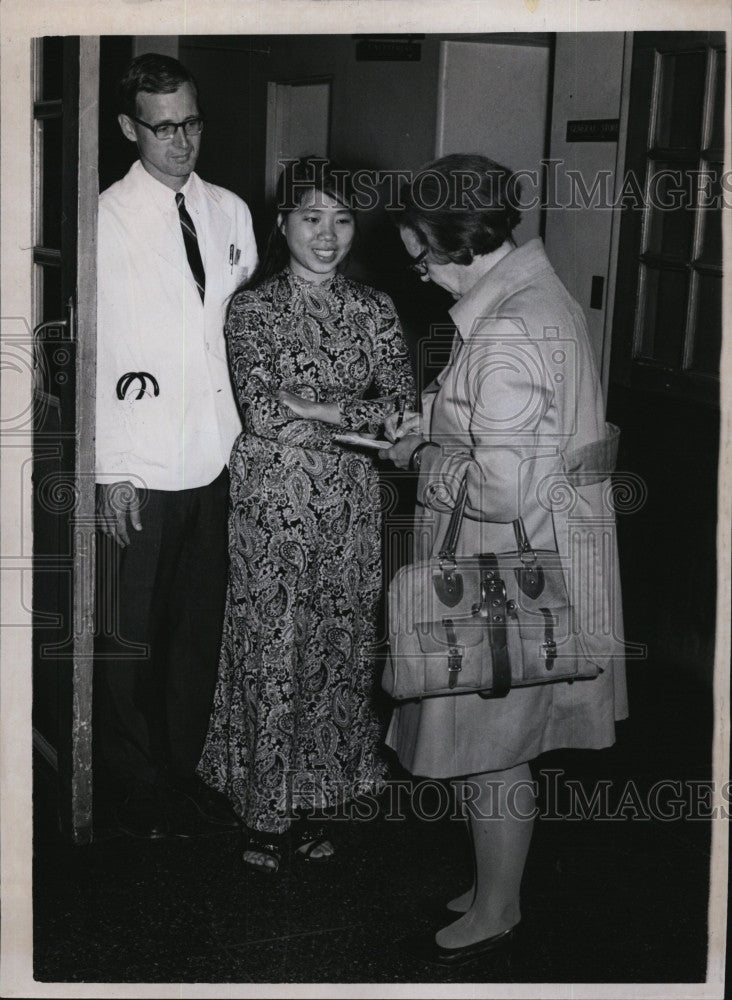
235, 248, 241, 265
229, 244, 235, 272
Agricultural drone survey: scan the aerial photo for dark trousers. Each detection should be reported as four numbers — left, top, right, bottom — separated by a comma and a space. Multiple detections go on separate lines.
95, 467, 229, 789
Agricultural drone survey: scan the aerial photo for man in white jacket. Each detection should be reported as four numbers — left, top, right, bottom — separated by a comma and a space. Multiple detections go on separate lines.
95, 53, 257, 838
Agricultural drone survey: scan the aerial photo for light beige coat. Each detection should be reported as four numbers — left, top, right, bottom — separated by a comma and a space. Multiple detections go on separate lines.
386, 239, 628, 778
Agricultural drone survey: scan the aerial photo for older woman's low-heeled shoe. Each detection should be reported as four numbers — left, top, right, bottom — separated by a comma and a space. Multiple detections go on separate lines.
403, 924, 518, 967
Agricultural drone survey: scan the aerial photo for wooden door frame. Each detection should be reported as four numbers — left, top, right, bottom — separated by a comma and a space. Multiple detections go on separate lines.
66, 35, 99, 844
600, 32, 634, 403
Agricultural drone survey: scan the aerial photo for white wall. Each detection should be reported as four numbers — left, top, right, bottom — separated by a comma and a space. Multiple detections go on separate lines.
436, 40, 551, 244
543, 33, 631, 389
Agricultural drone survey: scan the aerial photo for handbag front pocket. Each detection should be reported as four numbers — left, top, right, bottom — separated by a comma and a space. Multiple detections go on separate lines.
414, 597, 593, 692
385, 551, 600, 700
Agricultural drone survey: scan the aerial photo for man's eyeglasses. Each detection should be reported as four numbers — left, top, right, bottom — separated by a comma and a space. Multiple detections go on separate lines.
408, 248, 429, 276
129, 115, 205, 141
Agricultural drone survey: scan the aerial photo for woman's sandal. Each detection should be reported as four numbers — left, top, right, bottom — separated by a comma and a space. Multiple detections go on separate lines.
242, 829, 286, 874
293, 821, 335, 863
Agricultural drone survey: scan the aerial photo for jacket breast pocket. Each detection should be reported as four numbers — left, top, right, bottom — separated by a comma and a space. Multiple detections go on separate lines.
223, 263, 250, 297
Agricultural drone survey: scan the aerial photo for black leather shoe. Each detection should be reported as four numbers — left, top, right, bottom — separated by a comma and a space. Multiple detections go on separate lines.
116, 788, 168, 840
403, 925, 517, 967
168, 776, 239, 828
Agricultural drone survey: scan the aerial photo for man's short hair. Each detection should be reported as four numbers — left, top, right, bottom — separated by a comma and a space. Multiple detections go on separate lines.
117, 53, 199, 117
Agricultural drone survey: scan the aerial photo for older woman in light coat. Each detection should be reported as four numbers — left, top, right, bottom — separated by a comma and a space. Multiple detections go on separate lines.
381, 154, 628, 967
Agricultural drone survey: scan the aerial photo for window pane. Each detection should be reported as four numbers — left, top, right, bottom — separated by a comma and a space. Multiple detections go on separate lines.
708, 49, 725, 152
637, 265, 689, 368
655, 50, 707, 149
643, 162, 697, 259
689, 272, 722, 375
697, 163, 722, 264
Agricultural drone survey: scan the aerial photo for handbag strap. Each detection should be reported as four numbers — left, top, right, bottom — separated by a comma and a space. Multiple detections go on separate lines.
437, 476, 469, 562
438, 475, 536, 562
438, 425, 619, 563
478, 554, 511, 698
513, 517, 532, 554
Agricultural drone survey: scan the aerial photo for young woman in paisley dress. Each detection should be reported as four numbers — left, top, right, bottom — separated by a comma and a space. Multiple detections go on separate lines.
197, 158, 415, 872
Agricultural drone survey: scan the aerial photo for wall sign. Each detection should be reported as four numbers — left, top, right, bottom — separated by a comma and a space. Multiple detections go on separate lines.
356, 39, 421, 61
566, 118, 620, 142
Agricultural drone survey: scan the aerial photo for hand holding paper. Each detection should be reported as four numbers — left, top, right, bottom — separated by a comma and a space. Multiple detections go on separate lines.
333, 433, 389, 451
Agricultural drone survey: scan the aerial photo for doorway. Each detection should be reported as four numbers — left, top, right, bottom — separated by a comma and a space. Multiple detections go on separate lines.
264, 79, 331, 202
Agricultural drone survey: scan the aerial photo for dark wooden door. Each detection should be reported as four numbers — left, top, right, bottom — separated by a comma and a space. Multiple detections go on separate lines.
608, 32, 723, 699
32, 36, 99, 844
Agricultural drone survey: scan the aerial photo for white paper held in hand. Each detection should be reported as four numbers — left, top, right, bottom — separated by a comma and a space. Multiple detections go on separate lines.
333, 433, 390, 451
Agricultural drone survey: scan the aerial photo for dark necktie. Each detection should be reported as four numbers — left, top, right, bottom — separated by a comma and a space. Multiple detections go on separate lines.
175, 192, 206, 303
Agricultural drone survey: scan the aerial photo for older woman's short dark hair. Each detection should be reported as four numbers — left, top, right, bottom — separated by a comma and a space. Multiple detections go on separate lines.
117, 53, 199, 117
396, 154, 521, 263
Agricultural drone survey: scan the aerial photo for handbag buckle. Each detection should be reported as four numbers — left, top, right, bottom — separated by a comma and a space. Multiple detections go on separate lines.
541, 638, 557, 664
513, 521, 545, 599
474, 570, 506, 618
434, 559, 464, 607
539, 607, 558, 666
440, 564, 460, 595
447, 647, 462, 688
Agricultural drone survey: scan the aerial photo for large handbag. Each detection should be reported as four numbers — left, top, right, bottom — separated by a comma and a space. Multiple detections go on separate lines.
382, 476, 601, 701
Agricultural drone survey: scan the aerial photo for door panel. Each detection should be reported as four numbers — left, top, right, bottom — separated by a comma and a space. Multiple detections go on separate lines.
611, 31, 724, 403
436, 39, 550, 244
32, 35, 98, 844
265, 79, 331, 201
608, 32, 722, 691
32, 35, 80, 772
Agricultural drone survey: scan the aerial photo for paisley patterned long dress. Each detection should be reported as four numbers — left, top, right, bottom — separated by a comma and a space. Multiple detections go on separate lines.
197, 268, 415, 834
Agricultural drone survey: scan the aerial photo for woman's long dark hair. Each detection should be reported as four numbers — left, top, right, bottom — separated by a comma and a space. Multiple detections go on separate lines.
245, 156, 356, 291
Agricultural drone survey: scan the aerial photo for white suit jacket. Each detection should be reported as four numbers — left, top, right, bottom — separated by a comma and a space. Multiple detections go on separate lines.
96, 160, 258, 491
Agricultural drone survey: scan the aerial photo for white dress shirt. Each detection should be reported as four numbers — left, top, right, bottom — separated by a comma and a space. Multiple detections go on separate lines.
96, 160, 257, 491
